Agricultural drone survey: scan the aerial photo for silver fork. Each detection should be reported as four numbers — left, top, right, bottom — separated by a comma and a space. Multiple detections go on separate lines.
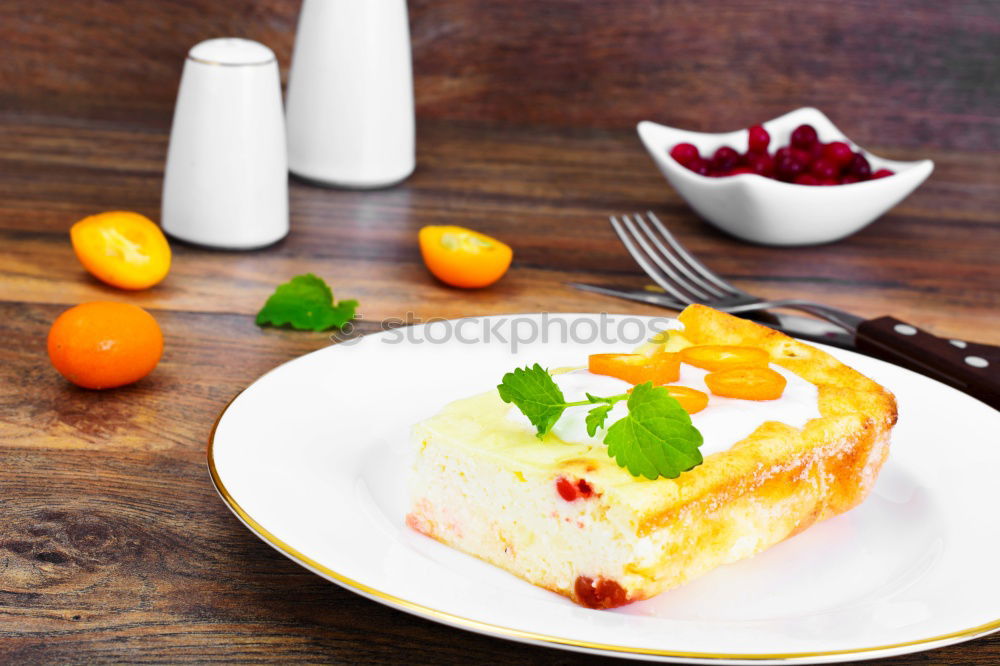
608, 211, 862, 332
570, 210, 1000, 408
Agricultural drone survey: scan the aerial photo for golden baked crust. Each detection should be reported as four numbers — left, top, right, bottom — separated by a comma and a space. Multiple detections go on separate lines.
614, 305, 898, 600
408, 305, 898, 608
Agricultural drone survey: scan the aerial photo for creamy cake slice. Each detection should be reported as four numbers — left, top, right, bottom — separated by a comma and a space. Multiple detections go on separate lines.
406, 305, 897, 609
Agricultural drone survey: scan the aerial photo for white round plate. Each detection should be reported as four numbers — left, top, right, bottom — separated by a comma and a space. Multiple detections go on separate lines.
208, 314, 1000, 663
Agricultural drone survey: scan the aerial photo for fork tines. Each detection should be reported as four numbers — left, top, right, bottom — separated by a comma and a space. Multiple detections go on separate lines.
609, 211, 745, 305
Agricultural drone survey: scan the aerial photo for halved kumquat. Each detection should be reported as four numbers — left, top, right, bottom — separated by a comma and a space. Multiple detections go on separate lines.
71, 211, 172, 290
588, 352, 680, 385
418, 225, 512, 288
704, 366, 786, 401
680, 344, 770, 371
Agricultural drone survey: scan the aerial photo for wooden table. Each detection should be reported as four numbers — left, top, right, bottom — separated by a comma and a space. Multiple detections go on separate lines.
2, 111, 998, 663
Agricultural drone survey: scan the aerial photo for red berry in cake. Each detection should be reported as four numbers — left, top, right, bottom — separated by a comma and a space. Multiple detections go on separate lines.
811, 158, 839, 180
794, 173, 819, 185
576, 479, 594, 498
822, 141, 854, 167
872, 168, 895, 179
791, 124, 819, 149
712, 146, 741, 172
669, 143, 700, 167
849, 153, 872, 179
748, 125, 770, 153
687, 157, 711, 176
556, 476, 579, 501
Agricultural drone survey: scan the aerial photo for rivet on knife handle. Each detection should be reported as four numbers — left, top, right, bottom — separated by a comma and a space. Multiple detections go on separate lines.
855, 316, 1000, 409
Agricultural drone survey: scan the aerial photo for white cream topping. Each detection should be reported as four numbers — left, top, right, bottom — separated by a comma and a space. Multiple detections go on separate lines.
506, 365, 820, 456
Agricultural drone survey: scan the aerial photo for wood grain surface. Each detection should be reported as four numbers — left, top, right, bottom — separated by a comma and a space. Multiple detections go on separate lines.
2, 0, 998, 151
2, 0, 999, 662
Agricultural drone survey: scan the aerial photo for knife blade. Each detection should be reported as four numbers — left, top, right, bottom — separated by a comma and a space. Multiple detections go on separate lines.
568, 282, 856, 350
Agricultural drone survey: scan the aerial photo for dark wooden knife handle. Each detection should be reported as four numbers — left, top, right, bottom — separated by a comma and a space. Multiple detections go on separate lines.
855, 316, 1000, 410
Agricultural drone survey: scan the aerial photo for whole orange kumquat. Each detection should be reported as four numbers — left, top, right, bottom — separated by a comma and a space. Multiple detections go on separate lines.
47, 302, 164, 389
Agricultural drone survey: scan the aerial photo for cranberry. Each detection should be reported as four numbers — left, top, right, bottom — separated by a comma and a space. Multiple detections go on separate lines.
811, 158, 839, 180
791, 124, 819, 149
872, 168, 895, 179
669, 143, 699, 167
841, 174, 861, 184
576, 479, 594, 497
746, 153, 775, 177
729, 166, 755, 175
848, 153, 872, 179
687, 157, 711, 176
712, 146, 741, 172
574, 576, 629, 609
748, 125, 770, 153
818, 178, 840, 186
775, 155, 805, 182
791, 148, 814, 167
556, 477, 578, 501
822, 141, 854, 168
774, 146, 793, 162
794, 173, 819, 185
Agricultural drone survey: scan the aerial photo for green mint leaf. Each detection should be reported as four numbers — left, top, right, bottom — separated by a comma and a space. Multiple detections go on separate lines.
604, 382, 704, 480
497, 364, 567, 438
255, 274, 358, 331
585, 392, 613, 404
585, 404, 614, 437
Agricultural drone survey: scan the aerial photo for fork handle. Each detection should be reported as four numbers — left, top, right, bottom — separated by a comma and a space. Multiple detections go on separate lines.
855, 316, 1000, 409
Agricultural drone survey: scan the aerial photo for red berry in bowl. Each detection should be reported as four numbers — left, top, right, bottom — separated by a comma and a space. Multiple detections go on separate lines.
748, 125, 770, 153
811, 158, 839, 180
791, 148, 815, 167
849, 153, 872, 179
712, 146, 741, 172
669, 143, 700, 167
791, 124, 818, 149
822, 141, 854, 168
747, 153, 775, 177
729, 166, 755, 175
794, 173, 819, 186
687, 157, 711, 176
775, 155, 805, 182
841, 174, 861, 184
872, 168, 895, 179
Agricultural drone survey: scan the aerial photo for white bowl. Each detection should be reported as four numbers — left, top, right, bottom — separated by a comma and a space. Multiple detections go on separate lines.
637, 107, 934, 246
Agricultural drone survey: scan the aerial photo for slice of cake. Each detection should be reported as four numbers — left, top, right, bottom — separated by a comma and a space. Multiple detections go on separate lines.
406, 305, 897, 609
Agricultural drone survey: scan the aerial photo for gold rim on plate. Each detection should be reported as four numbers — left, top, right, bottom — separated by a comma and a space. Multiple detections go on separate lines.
206, 390, 1000, 662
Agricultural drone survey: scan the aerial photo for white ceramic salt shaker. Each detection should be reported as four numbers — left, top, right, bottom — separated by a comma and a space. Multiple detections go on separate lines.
285, 0, 416, 188
162, 38, 289, 249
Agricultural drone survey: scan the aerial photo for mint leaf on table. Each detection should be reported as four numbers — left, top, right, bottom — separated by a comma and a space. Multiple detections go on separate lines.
497, 364, 568, 438
255, 274, 358, 331
604, 382, 704, 480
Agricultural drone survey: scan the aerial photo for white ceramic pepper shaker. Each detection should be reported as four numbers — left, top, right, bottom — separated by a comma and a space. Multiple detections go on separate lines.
285, 0, 416, 188
162, 38, 289, 249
